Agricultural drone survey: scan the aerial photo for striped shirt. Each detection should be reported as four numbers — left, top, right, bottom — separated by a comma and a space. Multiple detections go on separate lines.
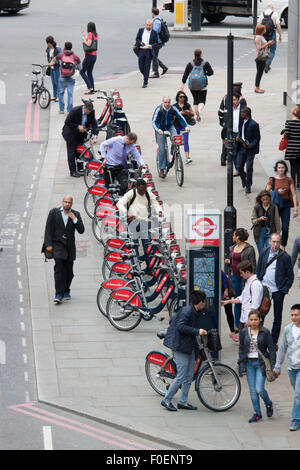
284, 119, 300, 160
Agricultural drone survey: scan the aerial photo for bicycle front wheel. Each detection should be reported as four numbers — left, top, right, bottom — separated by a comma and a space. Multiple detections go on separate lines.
174, 150, 184, 187
84, 167, 101, 189
38, 88, 51, 109
106, 297, 142, 331
195, 363, 241, 412
145, 351, 176, 396
83, 191, 97, 219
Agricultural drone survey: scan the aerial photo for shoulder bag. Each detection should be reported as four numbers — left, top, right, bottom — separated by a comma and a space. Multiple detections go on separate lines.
247, 328, 277, 382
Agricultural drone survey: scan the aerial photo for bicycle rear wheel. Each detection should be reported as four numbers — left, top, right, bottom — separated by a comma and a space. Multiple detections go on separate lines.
106, 297, 142, 331
84, 191, 97, 219
38, 88, 51, 109
145, 351, 176, 396
174, 150, 184, 187
84, 167, 101, 188
31, 82, 38, 103
96, 285, 111, 317
195, 363, 241, 412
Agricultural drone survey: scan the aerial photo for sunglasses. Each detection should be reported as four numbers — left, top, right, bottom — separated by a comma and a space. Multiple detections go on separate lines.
178, 95, 185, 98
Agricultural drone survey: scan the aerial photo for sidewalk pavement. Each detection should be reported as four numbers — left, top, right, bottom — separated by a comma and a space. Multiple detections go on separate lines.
169, 26, 288, 42
26, 66, 300, 450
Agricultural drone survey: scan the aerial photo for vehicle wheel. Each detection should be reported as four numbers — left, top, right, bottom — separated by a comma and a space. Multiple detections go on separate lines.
83, 191, 97, 219
106, 297, 142, 331
174, 151, 184, 187
168, 297, 178, 318
96, 285, 111, 317
145, 351, 176, 396
31, 84, 38, 104
84, 167, 101, 188
38, 88, 51, 109
102, 259, 114, 280
92, 216, 103, 243
195, 363, 241, 412
204, 14, 226, 24
8, 10, 20, 14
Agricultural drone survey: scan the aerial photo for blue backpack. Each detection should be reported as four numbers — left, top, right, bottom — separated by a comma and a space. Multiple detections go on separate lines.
188, 63, 207, 91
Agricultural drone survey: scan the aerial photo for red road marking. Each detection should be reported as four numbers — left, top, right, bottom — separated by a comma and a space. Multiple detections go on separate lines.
24, 100, 32, 141
32, 103, 40, 141
9, 403, 154, 450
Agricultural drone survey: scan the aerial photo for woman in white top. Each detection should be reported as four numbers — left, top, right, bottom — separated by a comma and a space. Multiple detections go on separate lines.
238, 310, 276, 423
254, 24, 274, 94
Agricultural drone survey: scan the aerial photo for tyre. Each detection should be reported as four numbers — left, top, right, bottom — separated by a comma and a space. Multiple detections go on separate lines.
204, 14, 226, 24
96, 285, 111, 317
83, 191, 97, 219
84, 167, 101, 188
145, 351, 176, 396
38, 88, 51, 109
92, 216, 103, 243
106, 296, 142, 331
195, 363, 241, 412
31, 83, 38, 104
174, 151, 184, 187
168, 297, 178, 318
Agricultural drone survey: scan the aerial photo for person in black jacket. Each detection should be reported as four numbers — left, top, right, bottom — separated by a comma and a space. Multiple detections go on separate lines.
238, 310, 276, 423
236, 107, 261, 194
45, 36, 61, 101
161, 290, 214, 412
135, 20, 158, 88
43, 196, 85, 304
62, 101, 98, 177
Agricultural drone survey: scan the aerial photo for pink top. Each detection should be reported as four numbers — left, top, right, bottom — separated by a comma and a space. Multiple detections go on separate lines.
85, 33, 98, 56
254, 35, 267, 59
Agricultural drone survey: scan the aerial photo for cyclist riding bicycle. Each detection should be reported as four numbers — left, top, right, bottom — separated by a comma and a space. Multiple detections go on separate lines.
152, 96, 190, 179
99, 132, 145, 195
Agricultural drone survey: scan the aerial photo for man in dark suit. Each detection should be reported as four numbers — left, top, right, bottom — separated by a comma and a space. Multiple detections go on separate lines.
62, 101, 98, 177
236, 107, 261, 194
135, 20, 158, 88
43, 196, 85, 304
221, 90, 246, 170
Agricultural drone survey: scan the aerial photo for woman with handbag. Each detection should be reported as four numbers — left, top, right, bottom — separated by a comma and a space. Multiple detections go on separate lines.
251, 190, 281, 254
265, 160, 298, 249
81, 22, 98, 95
254, 24, 274, 94
45, 36, 61, 102
238, 310, 276, 423
283, 105, 300, 189
173, 91, 195, 165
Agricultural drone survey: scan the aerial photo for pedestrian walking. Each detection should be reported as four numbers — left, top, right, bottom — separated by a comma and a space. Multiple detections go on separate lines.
150, 7, 168, 78
258, 2, 282, 74
42, 196, 85, 304
81, 22, 98, 95
50, 41, 81, 114
218, 82, 247, 167
251, 190, 281, 254
99, 133, 144, 195
173, 91, 195, 165
238, 310, 276, 423
221, 90, 245, 173
273, 304, 300, 432
62, 101, 98, 177
221, 271, 239, 342
45, 36, 61, 102
224, 228, 256, 332
283, 105, 300, 189
253, 24, 274, 94
135, 20, 158, 88
256, 232, 294, 346
265, 160, 298, 249
180, 49, 214, 122
152, 96, 190, 178
222, 261, 263, 333
161, 290, 215, 411
236, 107, 261, 194
291, 236, 300, 289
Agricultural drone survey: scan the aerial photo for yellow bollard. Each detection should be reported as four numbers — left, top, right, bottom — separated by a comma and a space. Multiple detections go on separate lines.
173, 0, 188, 30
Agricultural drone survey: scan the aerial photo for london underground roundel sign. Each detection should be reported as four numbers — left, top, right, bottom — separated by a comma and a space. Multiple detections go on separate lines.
192, 217, 217, 237
189, 214, 220, 247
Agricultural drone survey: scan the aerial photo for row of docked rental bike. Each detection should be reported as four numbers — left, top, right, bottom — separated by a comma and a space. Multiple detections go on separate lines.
77, 88, 241, 412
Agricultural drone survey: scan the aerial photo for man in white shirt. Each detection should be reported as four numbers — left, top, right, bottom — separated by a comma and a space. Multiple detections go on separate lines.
135, 20, 158, 88
221, 91, 245, 174
258, 2, 282, 73
222, 260, 263, 332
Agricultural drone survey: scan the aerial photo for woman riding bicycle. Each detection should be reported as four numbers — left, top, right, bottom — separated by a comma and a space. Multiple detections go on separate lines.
152, 96, 190, 179
161, 290, 215, 412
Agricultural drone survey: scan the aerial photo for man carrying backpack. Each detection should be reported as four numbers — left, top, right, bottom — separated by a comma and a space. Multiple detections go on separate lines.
51, 42, 81, 114
258, 2, 282, 74
150, 7, 169, 79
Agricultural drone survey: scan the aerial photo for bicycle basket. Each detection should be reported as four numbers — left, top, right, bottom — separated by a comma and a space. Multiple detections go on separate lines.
172, 135, 183, 145
206, 329, 222, 352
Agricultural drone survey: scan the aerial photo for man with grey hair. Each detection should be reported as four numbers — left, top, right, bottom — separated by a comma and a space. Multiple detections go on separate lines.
62, 100, 98, 177
258, 2, 282, 73
135, 20, 159, 88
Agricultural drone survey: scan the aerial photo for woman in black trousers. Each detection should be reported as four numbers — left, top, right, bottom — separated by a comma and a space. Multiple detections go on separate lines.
284, 105, 300, 188
81, 22, 98, 94
254, 24, 274, 94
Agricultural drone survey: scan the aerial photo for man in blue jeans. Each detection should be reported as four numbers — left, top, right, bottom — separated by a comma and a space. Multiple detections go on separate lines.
161, 290, 214, 411
152, 96, 190, 178
258, 3, 283, 74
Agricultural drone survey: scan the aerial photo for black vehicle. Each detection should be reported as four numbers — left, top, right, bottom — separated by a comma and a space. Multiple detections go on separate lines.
0, 0, 30, 14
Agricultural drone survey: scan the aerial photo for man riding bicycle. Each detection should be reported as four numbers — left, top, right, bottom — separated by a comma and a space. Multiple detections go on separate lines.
99, 132, 145, 195
152, 96, 190, 178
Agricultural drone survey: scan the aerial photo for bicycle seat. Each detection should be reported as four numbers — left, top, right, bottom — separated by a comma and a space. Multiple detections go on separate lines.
32, 70, 41, 75
157, 329, 167, 339
121, 253, 135, 260
131, 270, 145, 277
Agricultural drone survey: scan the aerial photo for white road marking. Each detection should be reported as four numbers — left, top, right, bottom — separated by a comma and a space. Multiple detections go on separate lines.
43, 426, 53, 450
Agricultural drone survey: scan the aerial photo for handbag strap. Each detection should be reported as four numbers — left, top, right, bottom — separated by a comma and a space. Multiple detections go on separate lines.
247, 328, 270, 370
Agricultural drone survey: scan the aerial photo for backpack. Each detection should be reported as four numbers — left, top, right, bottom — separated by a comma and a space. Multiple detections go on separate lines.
158, 18, 170, 43
188, 63, 207, 91
60, 52, 75, 77
250, 279, 272, 317
261, 11, 275, 37
127, 188, 151, 216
